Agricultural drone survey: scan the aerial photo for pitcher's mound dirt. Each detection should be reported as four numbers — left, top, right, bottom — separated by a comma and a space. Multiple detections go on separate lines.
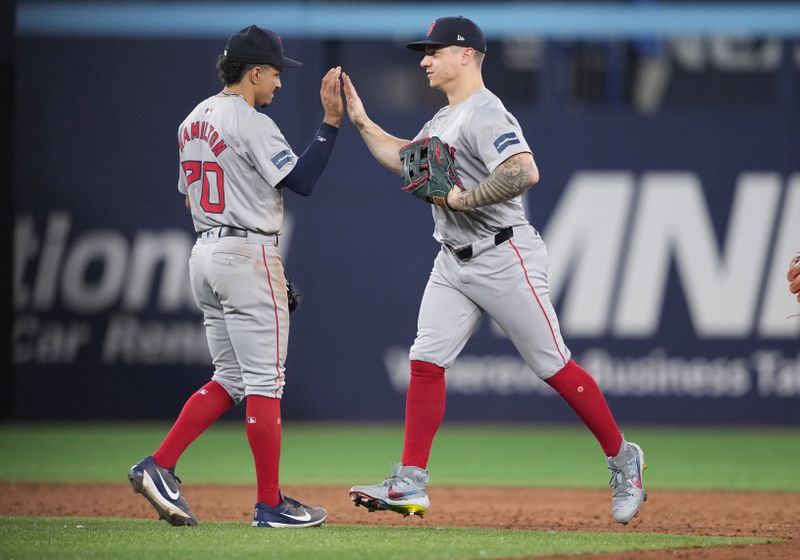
1, 484, 797, 559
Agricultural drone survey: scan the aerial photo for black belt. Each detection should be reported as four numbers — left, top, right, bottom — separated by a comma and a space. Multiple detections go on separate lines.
198, 226, 248, 239
452, 227, 514, 260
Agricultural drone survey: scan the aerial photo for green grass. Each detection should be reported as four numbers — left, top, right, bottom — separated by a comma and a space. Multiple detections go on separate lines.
0, 423, 793, 559
1, 422, 798, 491
0, 517, 772, 560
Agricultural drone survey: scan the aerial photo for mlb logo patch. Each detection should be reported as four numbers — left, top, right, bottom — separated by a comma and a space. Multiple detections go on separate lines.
198, 389, 208, 395
271, 149, 294, 170
493, 132, 520, 153
247, 417, 257, 424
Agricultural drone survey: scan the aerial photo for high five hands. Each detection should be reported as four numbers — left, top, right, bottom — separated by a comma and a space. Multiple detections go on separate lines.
321, 66, 343, 127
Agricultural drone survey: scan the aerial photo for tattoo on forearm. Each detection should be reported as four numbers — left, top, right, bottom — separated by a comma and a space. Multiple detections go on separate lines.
457, 154, 535, 209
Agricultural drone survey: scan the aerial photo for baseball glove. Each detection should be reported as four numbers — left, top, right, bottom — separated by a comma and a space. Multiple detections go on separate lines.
399, 136, 463, 209
789, 254, 800, 303
287, 278, 302, 313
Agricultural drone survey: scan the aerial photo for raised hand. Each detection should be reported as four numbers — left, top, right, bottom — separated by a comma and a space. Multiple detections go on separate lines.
340, 70, 408, 174
321, 66, 343, 127
342, 72, 370, 129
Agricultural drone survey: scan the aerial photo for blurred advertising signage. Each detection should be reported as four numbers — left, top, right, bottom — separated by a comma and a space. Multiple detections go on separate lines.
382, 171, 800, 401
12, 171, 800, 394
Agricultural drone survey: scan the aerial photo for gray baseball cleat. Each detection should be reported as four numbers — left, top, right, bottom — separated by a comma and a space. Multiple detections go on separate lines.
349, 463, 430, 517
128, 456, 198, 526
607, 441, 647, 524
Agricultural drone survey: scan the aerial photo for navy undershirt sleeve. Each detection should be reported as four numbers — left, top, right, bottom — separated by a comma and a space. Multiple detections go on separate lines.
280, 122, 338, 196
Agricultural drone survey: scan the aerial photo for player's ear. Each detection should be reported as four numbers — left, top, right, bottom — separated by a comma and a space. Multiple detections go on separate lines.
462, 47, 474, 66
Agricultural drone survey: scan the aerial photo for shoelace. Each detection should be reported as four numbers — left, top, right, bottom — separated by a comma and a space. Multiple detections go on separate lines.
609, 459, 642, 498
608, 468, 633, 498
381, 475, 419, 491
382, 475, 406, 486
282, 496, 304, 510
167, 468, 182, 485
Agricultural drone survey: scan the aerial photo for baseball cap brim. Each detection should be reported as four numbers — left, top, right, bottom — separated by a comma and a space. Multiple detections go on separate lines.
226, 54, 303, 68
279, 56, 303, 68
406, 39, 452, 51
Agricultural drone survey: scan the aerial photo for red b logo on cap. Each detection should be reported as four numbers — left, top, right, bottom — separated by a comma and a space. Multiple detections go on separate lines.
427, 21, 436, 37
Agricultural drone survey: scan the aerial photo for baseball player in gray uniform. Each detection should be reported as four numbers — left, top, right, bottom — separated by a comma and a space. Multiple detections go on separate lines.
344, 16, 646, 524
129, 25, 342, 528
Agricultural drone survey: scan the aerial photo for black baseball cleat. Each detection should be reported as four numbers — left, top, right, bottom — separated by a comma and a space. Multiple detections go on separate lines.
252, 494, 328, 528
128, 456, 198, 526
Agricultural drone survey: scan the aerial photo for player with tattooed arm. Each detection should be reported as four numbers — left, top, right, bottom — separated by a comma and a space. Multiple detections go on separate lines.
343, 16, 646, 525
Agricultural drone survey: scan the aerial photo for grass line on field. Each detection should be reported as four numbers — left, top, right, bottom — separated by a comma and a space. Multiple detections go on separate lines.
0, 517, 775, 560
1, 423, 798, 491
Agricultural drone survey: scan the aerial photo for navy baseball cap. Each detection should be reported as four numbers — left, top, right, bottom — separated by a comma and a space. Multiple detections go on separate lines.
223, 25, 302, 68
407, 16, 487, 53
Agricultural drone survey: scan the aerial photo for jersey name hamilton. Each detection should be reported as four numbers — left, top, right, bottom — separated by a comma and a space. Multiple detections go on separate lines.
415, 88, 532, 246
177, 93, 297, 234
178, 120, 228, 156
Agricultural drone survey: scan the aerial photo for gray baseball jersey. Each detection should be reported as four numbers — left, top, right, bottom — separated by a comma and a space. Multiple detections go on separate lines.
178, 92, 297, 234
178, 92, 296, 402
409, 88, 571, 379
415, 88, 532, 246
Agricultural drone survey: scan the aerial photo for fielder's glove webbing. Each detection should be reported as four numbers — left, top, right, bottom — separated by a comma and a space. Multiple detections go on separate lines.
399, 136, 463, 209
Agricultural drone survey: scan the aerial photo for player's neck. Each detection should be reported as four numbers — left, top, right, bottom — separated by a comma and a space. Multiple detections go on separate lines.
444, 75, 484, 107
222, 85, 255, 107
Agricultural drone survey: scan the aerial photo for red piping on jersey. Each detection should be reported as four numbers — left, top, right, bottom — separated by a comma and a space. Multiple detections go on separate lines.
261, 246, 283, 389
508, 238, 567, 366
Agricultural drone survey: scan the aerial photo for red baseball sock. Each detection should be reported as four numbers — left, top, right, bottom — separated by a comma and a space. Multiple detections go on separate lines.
245, 395, 282, 508
401, 360, 446, 469
153, 380, 233, 468
546, 360, 623, 457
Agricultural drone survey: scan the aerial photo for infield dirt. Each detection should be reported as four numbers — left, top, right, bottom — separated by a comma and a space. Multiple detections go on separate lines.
1, 484, 797, 559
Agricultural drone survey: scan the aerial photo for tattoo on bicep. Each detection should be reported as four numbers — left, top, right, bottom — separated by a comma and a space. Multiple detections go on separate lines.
457, 154, 534, 209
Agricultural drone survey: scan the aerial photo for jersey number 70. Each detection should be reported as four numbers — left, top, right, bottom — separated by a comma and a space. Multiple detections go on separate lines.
182, 160, 225, 214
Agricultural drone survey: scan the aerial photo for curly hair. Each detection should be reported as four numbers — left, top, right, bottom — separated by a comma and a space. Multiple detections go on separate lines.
216, 55, 257, 86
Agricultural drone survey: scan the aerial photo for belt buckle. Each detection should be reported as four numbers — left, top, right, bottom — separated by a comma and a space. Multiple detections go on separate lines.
453, 244, 473, 260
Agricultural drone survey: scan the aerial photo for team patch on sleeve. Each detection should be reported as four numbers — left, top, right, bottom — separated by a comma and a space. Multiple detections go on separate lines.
271, 149, 294, 170
493, 132, 521, 153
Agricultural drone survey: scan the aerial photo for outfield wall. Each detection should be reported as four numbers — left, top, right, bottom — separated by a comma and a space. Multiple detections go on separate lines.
12, 28, 800, 423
